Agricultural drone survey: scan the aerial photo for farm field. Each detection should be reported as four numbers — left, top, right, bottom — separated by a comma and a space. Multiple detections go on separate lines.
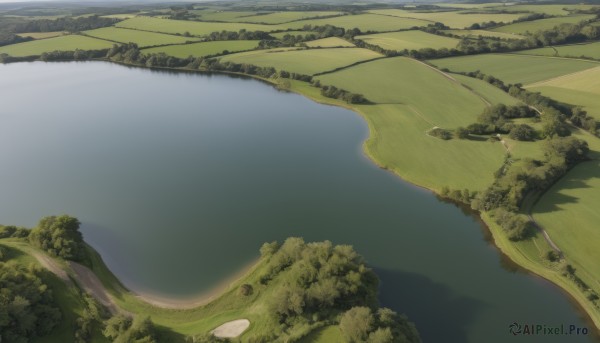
234, 11, 345, 24
220, 47, 382, 75
527, 66, 600, 120
17, 31, 66, 39
533, 159, 600, 300
282, 13, 430, 32
451, 73, 522, 106
0, 34, 114, 57
356, 30, 459, 51
84, 27, 200, 47
492, 14, 596, 34
429, 54, 600, 85
116, 17, 276, 36
142, 40, 260, 58
304, 37, 354, 47
516, 42, 600, 60
442, 29, 525, 40
367, 9, 524, 29
311, 57, 546, 191
192, 10, 258, 22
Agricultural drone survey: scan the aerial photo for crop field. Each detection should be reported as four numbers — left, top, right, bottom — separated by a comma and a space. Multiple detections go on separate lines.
84, 27, 200, 47
492, 14, 596, 34
527, 66, 600, 120
367, 9, 524, 29
451, 74, 522, 106
101, 13, 139, 19
270, 30, 313, 39
0, 34, 114, 57
142, 40, 260, 58
533, 159, 600, 297
429, 54, 600, 85
442, 29, 525, 40
304, 37, 354, 47
192, 10, 258, 22
17, 31, 66, 39
282, 14, 430, 32
516, 42, 600, 60
220, 47, 382, 75
356, 30, 459, 51
116, 17, 276, 36
235, 11, 345, 24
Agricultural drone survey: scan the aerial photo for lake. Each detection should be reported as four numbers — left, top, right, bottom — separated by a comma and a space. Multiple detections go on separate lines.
0, 61, 594, 342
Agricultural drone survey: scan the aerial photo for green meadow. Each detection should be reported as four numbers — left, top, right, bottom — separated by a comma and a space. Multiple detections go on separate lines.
451, 73, 522, 106
116, 17, 275, 36
492, 14, 596, 34
429, 54, 600, 85
192, 10, 258, 22
283, 13, 430, 32
142, 40, 260, 58
442, 29, 525, 40
0, 35, 114, 57
235, 11, 345, 24
367, 9, 524, 29
17, 31, 66, 39
516, 42, 600, 60
84, 27, 200, 47
304, 37, 354, 47
356, 30, 459, 51
220, 47, 382, 75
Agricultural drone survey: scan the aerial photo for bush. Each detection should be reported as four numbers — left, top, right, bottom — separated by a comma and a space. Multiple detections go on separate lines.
239, 284, 253, 296
428, 128, 452, 140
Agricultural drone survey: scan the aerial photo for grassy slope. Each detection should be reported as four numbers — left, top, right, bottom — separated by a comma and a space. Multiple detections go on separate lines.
367, 9, 524, 29
234, 11, 344, 24
116, 17, 276, 36
314, 57, 505, 191
516, 42, 600, 60
492, 15, 596, 34
451, 73, 522, 106
17, 31, 66, 39
297, 325, 344, 343
304, 37, 354, 48
429, 54, 600, 85
527, 66, 600, 120
356, 30, 459, 51
220, 48, 382, 75
0, 240, 109, 343
282, 14, 430, 32
442, 29, 525, 40
84, 27, 199, 47
0, 35, 114, 57
142, 40, 260, 58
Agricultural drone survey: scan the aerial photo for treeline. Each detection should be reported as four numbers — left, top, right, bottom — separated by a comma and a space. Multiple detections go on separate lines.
247, 238, 421, 343
0, 32, 32, 47
205, 29, 272, 41
263, 24, 359, 48
13, 15, 121, 33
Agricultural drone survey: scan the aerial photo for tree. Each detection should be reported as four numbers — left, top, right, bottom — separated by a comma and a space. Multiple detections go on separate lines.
455, 127, 470, 139
29, 215, 86, 261
340, 307, 374, 343
509, 124, 536, 141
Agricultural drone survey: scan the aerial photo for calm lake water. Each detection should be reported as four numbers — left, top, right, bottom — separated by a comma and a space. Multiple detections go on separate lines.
0, 61, 595, 342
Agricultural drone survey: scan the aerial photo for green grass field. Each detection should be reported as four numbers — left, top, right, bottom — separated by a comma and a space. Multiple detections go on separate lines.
533, 159, 600, 302
429, 54, 600, 85
304, 37, 354, 47
492, 14, 596, 34
451, 73, 522, 106
192, 10, 258, 22
356, 30, 459, 51
234, 11, 344, 24
442, 29, 525, 40
0, 35, 114, 57
526, 66, 600, 120
116, 17, 276, 36
142, 40, 260, 58
17, 31, 66, 39
313, 57, 505, 191
220, 47, 382, 75
367, 9, 524, 29
516, 42, 600, 60
298, 326, 344, 343
282, 13, 430, 32
84, 27, 200, 47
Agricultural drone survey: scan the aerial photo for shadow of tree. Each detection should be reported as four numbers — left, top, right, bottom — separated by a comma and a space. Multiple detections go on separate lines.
375, 268, 487, 343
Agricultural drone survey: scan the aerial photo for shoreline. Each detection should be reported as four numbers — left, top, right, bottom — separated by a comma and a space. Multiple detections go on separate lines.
8, 59, 598, 333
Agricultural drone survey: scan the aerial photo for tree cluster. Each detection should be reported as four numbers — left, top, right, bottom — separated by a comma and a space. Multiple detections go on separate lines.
339, 306, 421, 343
0, 225, 30, 239
29, 215, 86, 262
13, 16, 121, 33
206, 29, 272, 41
461, 104, 538, 139
103, 315, 158, 343
0, 256, 62, 343
0, 32, 32, 47
318, 84, 368, 104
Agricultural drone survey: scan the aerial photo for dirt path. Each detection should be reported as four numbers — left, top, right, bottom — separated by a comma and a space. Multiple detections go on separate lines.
69, 262, 120, 314
30, 251, 70, 283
